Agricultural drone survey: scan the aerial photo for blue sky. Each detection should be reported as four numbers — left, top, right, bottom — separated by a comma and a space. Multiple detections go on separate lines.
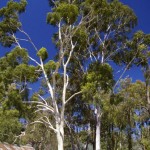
0, 0, 150, 82
121, 0, 150, 34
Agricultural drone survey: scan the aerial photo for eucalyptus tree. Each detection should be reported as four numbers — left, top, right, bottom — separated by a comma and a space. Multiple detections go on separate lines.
79, 1, 137, 149
121, 31, 150, 147
0, 0, 33, 143
109, 78, 148, 150
0, 0, 148, 150
1, 0, 88, 149
43, 0, 137, 149
130, 31, 150, 116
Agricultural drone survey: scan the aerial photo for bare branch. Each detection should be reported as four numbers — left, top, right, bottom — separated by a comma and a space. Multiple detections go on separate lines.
17, 27, 38, 52
13, 131, 26, 144
16, 38, 29, 42
65, 40, 76, 66
33, 100, 54, 113
12, 33, 22, 48
37, 104, 54, 113
31, 117, 58, 133
38, 94, 48, 105
65, 91, 82, 104
113, 53, 137, 91
28, 56, 41, 66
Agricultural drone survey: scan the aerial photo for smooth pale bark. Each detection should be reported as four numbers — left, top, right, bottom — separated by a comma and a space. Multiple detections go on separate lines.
56, 122, 64, 150
57, 134, 64, 150
95, 52, 104, 150
95, 106, 101, 150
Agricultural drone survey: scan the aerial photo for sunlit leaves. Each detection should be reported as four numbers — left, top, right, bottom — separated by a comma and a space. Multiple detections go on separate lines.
82, 62, 114, 103
37, 47, 48, 61
47, 3, 79, 25
44, 60, 57, 74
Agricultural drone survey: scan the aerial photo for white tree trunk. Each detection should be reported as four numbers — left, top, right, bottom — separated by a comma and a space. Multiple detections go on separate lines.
95, 106, 101, 150
56, 122, 64, 150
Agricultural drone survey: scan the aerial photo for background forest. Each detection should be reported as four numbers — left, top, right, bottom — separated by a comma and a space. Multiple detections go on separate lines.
0, 0, 150, 150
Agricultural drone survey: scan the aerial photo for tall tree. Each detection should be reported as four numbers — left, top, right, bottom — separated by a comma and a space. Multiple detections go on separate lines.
0, 0, 149, 150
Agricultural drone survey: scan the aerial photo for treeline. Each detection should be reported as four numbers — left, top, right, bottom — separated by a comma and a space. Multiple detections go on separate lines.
0, 0, 150, 149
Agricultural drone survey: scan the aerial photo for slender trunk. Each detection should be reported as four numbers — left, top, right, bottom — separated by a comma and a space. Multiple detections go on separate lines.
127, 110, 132, 150
140, 126, 145, 150
85, 123, 91, 150
111, 124, 115, 150
85, 136, 90, 150
57, 133, 63, 150
70, 131, 75, 150
119, 131, 122, 150
146, 79, 150, 115
95, 105, 101, 150
146, 82, 150, 105
76, 138, 81, 150
107, 125, 111, 150
56, 121, 64, 150
145, 65, 150, 114
127, 131, 132, 150
92, 125, 96, 150
94, 50, 104, 150
68, 117, 75, 150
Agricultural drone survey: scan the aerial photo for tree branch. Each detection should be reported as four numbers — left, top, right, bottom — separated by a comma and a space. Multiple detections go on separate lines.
65, 91, 82, 104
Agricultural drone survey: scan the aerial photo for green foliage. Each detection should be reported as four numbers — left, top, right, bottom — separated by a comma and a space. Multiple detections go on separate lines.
113, 30, 150, 67
47, 3, 79, 25
84, 0, 137, 31
0, 109, 22, 144
140, 127, 150, 150
6, 47, 28, 65
81, 62, 114, 106
72, 26, 88, 50
0, 0, 149, 149
13, 64, 38, 82
3, 90, 23, 111
110, 93, 124, 105
37, 47, 48, 61
47, 12, 61, 26
0, 0, 27, 47
22, 123, 57, 149
0, 46, 39, 143
82, 63, 114, 97
44, 60, 57, 74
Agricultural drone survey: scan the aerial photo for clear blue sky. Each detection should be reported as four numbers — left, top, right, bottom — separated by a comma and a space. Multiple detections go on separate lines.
121, 0, 150, 34
0, 0, 150, 82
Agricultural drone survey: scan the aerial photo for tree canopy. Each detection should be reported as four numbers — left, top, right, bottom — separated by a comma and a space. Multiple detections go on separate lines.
0, 0, 150, 150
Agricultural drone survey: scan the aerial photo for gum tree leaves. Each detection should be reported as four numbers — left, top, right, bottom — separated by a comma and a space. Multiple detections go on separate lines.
44, 60, 57, 74
0, 109, 22, 143
82, 63, 114, 103
0, 0, 27, 47
37, 47, 48, 61
47, 3, 79, 25
13, 64, 39, 82
6, 47, 28, 66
